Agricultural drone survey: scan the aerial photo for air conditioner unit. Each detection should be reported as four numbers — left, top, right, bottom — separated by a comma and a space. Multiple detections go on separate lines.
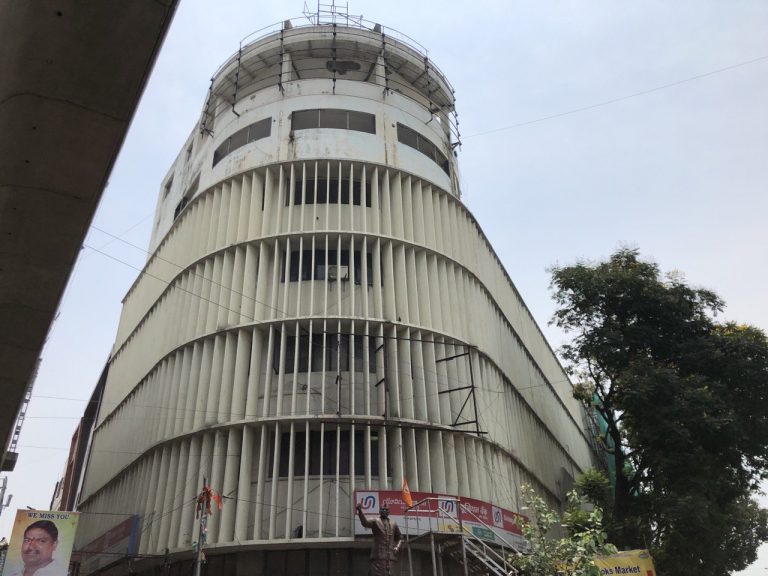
338, 265, 349, 281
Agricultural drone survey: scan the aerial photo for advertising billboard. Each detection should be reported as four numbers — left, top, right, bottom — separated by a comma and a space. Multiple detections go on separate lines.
2, 509, 80, 576
594, 549, 656, 576
354, 490, 528, 550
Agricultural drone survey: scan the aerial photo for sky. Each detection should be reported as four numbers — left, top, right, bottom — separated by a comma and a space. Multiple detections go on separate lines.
2, 0, 767, 571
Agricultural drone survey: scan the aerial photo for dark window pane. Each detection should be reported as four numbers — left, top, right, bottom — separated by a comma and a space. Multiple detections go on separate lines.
367, 252, 374, 286
293, 180, 318, 205
292, 177, 371, 206
397, 122, 450, 175
314, 249, 326, 281
397, 123, 418, 148
338, 431, 350, 475
229, 126, 248, 152
324, 432, 336, 475
261, 177, 266, 210
316, 179, 328, 204
295, 432, 306, 476
302, 250, 312, 281
328, 178, 339, 204
286, 333, 317, 374
284, 250, 299, 282
339, 179, 350, 204
311, 335, 325, 371
293, 109, 375, 134
306, 183, 315, 204
283, 247, 375, 291
279, 433, 290, 477
285, 336, 296, 372
272, 329, 282, 374
436, 151, 450, 175
292, 109, 319, 130
354, 431, 365, 475
370, 433, 380, 476
274, 430, 380, 478
173, 195, 189, 220
417, 135, 435, 159
309, 432, 322, 475
369, 335, 377, 371
352, 334, 364, 374
351, 181, 363, 206
297, 335, 307, 372
212, 140, 229, 166
327, 333, 349, 372
319, 109, 348, 129
352, 250, 360, 285
248, 117, 271, 142
292, 182, 301, 206
212, 117, 271, 167
348, 111, 375, 133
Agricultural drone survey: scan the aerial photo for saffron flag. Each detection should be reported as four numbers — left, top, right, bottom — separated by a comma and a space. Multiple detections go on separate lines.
402, 478, 414, 508
197, 485, 223, 516
211, 489, 223, 510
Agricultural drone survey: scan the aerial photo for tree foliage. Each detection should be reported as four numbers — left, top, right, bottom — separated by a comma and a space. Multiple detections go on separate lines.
510, 485, 617, 576
550, 248, 768, 575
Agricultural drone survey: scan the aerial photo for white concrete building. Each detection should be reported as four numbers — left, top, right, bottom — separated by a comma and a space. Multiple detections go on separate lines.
76, 14, 599, 576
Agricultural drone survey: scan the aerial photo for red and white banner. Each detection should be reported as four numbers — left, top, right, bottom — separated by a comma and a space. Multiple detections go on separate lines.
354, 490, 527, 550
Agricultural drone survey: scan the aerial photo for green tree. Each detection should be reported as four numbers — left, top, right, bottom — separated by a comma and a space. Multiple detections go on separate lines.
550, 248, 768, 575
510, 485, 617, 576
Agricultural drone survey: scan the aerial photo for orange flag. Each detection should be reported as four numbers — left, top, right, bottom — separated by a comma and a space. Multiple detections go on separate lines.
211, 489, 223, 510
402, 477, 414, 508
197, 485, 223, 516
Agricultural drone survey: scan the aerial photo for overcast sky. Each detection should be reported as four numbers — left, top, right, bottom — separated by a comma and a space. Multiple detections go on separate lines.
3, 1, 767, 571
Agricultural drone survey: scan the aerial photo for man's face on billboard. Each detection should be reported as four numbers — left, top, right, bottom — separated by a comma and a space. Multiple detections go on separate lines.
21, 527, 57, 568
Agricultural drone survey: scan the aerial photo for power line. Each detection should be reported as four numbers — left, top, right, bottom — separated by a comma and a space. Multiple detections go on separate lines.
87, 225, 287, 319
83, 214, 153, 262
464, 54, 768, 139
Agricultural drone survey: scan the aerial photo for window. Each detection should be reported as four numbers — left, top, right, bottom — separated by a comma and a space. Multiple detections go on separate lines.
173, 195, 189, 220
212, 117, 272, 167
229, 126, 248, 151
275, 333, 377, 374
274, 430, 380, 477
291, 109, 375, 134
281, 249, 375, 286
248, 117, 271, 142
185, 173, 200, 198
396, 123, 450, 175
163, 177, 173, 198
290, 178, 371, 207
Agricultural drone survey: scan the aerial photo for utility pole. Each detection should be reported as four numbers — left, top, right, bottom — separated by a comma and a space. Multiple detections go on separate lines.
193, 477, 209, 576
193, 477, 221, 576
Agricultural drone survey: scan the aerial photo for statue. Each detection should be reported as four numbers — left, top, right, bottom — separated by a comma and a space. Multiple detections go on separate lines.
356, 503, 403, 576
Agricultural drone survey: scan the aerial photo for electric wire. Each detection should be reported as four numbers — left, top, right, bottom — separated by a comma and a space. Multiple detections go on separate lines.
463, 54, 768, 139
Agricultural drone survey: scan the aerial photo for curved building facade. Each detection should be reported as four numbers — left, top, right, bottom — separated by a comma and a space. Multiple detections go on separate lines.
76, 16, 599, 575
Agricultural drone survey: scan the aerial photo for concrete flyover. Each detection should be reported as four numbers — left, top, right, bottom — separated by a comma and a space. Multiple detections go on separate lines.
0, 0, 179, 471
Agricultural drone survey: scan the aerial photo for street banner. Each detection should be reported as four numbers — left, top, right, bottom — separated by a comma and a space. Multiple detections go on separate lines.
595, 549, 656, 576
2, 509, 80, 576
354, 489, 528, 551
